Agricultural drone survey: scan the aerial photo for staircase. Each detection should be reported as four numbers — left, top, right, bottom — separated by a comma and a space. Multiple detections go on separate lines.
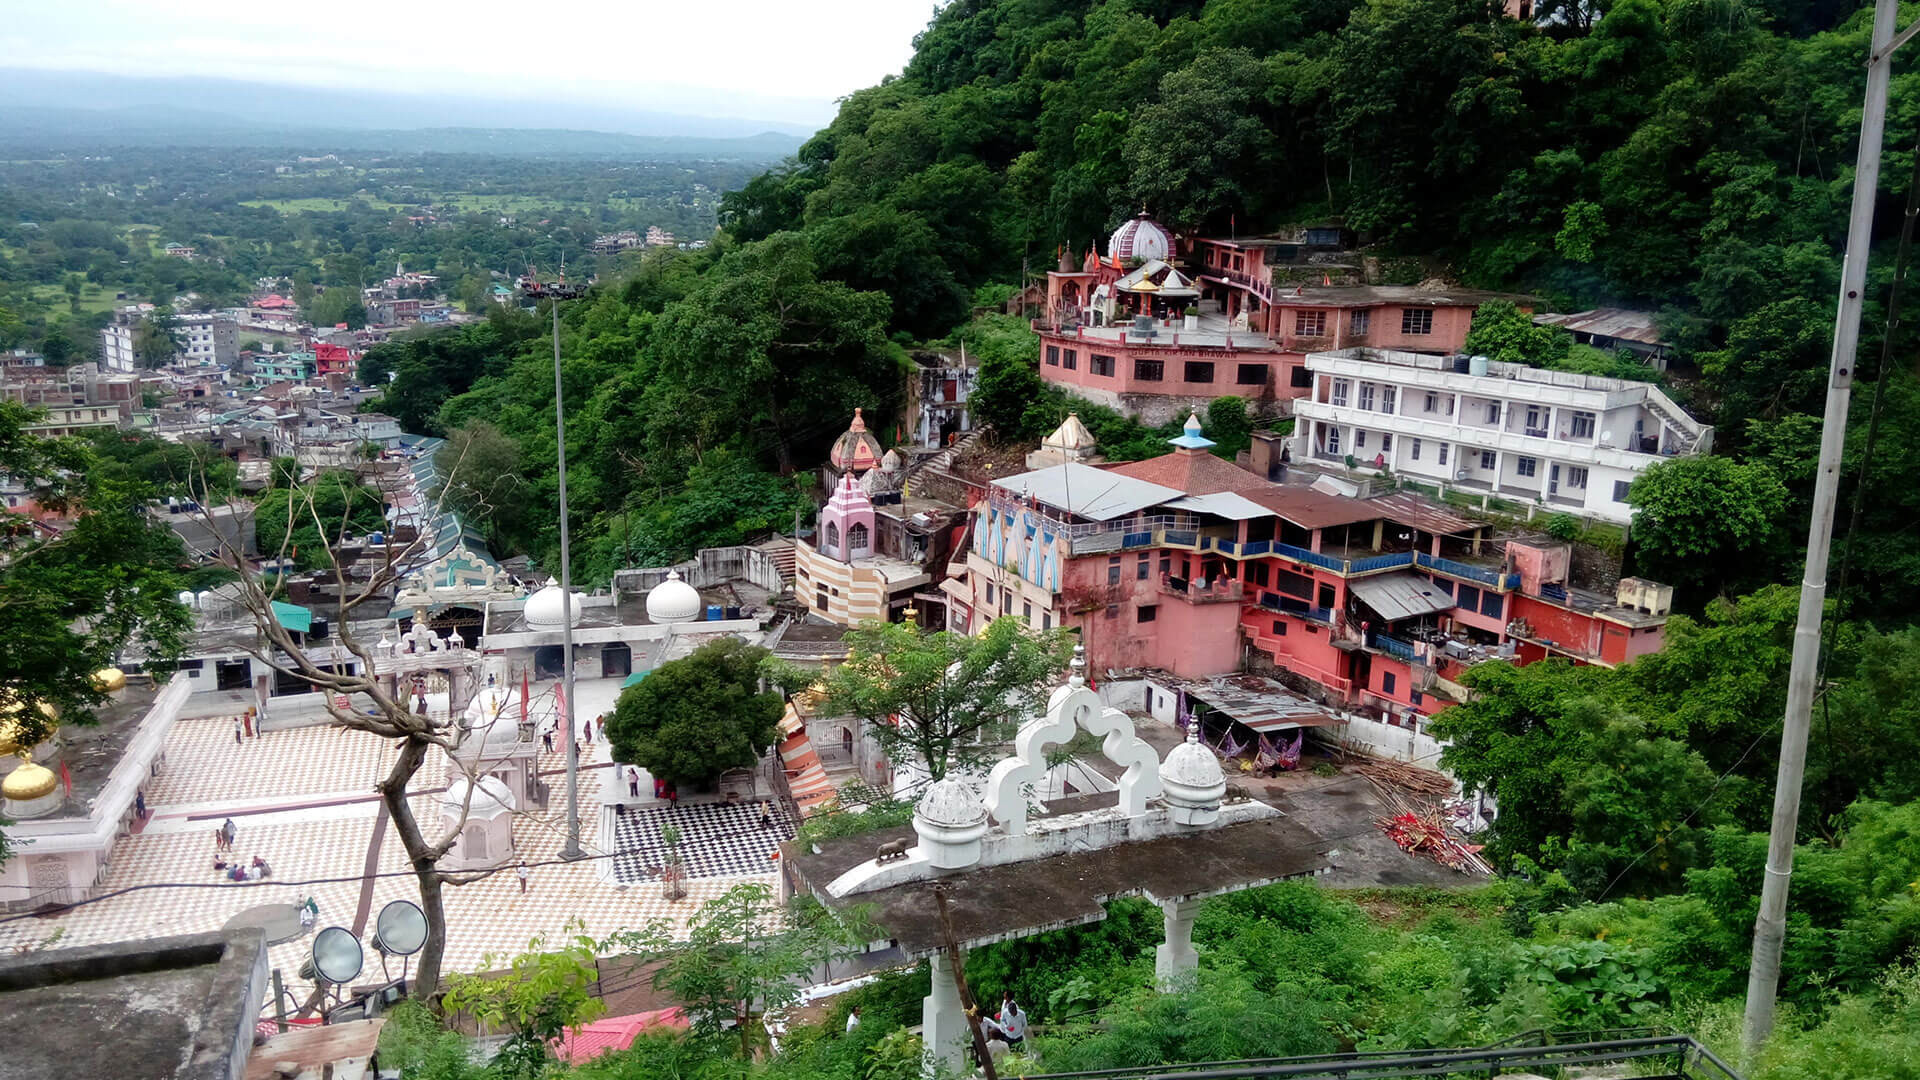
905, 430, 983, 483
1642, 396, 1700, 453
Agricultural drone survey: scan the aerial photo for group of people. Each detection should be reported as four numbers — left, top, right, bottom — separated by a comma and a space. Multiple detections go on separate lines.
210, 817, 272, 881
842, 992, 1026, 1056
232, 708, 262, 745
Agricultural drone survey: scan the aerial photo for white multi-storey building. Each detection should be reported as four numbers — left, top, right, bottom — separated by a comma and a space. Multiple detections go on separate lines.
1291, 347, 1711, 525
176, 312, 237, 369
100, 323, 137, 372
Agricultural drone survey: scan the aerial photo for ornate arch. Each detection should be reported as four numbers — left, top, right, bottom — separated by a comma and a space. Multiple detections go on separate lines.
986, 666, 1162, 835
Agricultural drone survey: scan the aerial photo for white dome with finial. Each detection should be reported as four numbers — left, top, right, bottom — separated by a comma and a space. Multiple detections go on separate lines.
441, 775, 515, 820
524, 578, 585, 629
913, 776, 989, 870
1159, 724, 1226, 826
645, 569, 702, 624
1109, 212, 1173, 263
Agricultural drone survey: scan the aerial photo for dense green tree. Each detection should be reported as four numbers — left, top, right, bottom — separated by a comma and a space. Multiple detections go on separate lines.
1123, 49, 1276, 231
253, 469, 388, 570
606, 639, 783, 787
1626, 456, 1789, 602
133, 305, 182, 369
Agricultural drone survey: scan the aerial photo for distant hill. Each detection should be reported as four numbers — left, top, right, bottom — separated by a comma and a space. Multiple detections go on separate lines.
0, 69, 816, 156
0, 107, 805, 158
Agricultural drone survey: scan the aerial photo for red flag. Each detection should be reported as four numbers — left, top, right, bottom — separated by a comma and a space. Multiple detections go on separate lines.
555, 681, 570, 739
59, 759, 72, 796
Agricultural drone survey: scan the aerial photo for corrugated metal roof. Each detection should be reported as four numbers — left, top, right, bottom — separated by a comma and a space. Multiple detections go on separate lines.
1347, 572, 1456, 622
1533, 307, 1664, 346
1163, 491, 1273, 520
991, 462, 1182, 521
1168, 673, 1340, 733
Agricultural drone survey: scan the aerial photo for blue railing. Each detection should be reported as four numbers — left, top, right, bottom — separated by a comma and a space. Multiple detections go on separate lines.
1259, 593, 1334, 624
1368, 632, 1417, 662
1241, 539, 1272, 556
1122, 531, 1154, 549
1348, 551, 1416, 574
1163, 529, 1198, 547
1416, 552, 1519, 589
1273, 541, 1344, 572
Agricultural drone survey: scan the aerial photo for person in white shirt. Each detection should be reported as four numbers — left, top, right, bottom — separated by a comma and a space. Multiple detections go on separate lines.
985, 992, 1025, 1050
845, 1006, 861, 1033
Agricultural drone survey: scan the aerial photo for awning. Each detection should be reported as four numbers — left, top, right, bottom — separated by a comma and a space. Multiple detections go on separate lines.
1347, 572, 1455, 623
621, 669, 650, 689
270, 600, 313, 634
1174, 674, 1340, 733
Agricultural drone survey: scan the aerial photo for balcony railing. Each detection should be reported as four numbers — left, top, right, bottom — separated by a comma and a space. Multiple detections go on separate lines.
1257, 592, 1334, 624
1161, 574, 1244, 605
1415, 552, 1520, 589
1368, 631, 1417, 662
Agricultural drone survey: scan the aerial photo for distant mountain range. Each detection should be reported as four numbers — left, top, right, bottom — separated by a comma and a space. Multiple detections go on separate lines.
0, 70, 815, 157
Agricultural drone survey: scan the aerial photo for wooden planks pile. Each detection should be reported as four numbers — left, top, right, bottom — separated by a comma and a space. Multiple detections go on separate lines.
1358, 761, 1491, 875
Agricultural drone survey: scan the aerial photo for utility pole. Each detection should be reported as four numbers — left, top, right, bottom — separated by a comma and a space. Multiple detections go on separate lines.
932, 885, 999, 1080
1744, 0, 1910, 1049
521, 271, 590, 861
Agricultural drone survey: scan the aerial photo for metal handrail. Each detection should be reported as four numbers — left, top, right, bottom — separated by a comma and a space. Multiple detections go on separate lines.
1022, 1033, 1741, 1080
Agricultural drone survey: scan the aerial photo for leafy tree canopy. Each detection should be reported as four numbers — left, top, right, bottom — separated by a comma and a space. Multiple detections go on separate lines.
606, 638, 783, 787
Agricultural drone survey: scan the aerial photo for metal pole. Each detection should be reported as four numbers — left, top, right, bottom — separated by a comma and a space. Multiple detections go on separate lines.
1743, 0, 1900, 1048
553, 299, 585, 861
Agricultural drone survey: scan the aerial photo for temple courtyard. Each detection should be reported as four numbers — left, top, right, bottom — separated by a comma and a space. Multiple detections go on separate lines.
0, 676, 785, 1008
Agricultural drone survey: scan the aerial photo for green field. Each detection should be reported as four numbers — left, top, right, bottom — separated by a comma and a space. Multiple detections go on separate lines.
241, 196, 413, 213
26, 281, 121, 316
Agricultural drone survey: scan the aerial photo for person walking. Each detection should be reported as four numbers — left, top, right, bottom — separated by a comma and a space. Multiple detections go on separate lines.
996, 995, 1026, 1052
516, 861, 530, 894
221, 818, 236, 850
233, 717, 244, 745
542, 728, 554, 753
135, 790, 146, 820
628, 768, 640, 798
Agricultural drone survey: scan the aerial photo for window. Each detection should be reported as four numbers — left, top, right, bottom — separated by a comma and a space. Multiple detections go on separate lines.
1295, 309, 1327, 336
1108, 555, 1122, 585
1480, 590, 1504, 618
825, 522, 840, 549
1246, 562, 1270, 587
1330, 379, 1350, 406
1326, 428, 1341, 454
1237, 363, 1269, 385
1024, 601, 1032, 619
1411, 438, 1422, 461
847, 522, 869, 550
1570, 411, 1596, 438
1381, 433, 1393, 453
1184, 361, 1215, 383
1317, 583, 1336, 608
1380, 386, 1397, 413
1358, 383, 1375, 410
1105, 604, 1120, 620
1290, 364, 1313, 388
1160, 554, 1172, 577
1277, 568, 1313, 598
1090, 353, 1115, 376
1457, 583, 1481, 612
1046, 345, 1059, 366
1614, 480, 1632, 502
1425, 392, 1439, 412
1062, 349, 1077, 371
1382, 671, 1397, 695
1042, 613, 1052, 629
817, 584, 830, 609
1486, 401, 1501, 424
1355, 431, 1367, 449
1272, 620, 1288, 636
1350, 309, 1371, 336
1438, 443, 1449, 466
1401, 308, 1434, 334
1566, 466, 1589, 489
1524, 405, 1546, 435
1480, 450, 1496, 471
1516, 456, 1537, 478
1003, 592, 1014, 613
1411, 689, 1424, 706
1138, 604, 1158, 623
1137, 554, 1150, 580
1135, 358, 1164, 381
986, 584, 996, 604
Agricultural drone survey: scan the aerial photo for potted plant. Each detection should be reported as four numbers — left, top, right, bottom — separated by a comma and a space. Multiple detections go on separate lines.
1183, 306, 1200, 331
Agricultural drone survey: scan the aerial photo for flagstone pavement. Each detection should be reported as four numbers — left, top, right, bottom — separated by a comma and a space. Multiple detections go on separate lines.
0, 688, 780, 1019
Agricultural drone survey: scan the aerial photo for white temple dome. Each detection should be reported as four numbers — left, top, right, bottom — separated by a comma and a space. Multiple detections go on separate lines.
645, 569, 703, 624
916, 777, 987, 827
524, 579, 585, 629
1159, 727, 1227, 826
1109, 212, 1173, 263
442, 775, 515, 819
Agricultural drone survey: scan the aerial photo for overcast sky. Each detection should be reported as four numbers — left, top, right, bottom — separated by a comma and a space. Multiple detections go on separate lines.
2, 0, 935, 126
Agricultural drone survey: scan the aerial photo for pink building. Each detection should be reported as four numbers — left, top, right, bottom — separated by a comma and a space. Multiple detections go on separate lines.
946, 414, 1673, 728
1037, 217, 1531, 422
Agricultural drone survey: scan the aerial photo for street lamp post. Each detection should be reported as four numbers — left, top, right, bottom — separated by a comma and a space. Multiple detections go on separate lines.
520, 273, 589, 862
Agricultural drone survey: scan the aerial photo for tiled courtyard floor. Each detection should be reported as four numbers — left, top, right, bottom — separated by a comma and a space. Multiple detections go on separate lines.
0, 682, 778, 1015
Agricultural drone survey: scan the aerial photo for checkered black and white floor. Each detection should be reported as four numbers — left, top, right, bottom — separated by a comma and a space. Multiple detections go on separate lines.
611, 801, 793, 883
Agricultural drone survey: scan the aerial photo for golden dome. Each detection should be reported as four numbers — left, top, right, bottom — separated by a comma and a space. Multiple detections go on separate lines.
2, 759, 57, 801
0, 702, 58, 756
91, 668, 128, 694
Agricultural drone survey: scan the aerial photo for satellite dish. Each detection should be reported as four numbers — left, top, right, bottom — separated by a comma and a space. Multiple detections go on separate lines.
309, 926, 364, 985
373, 900, 427, 957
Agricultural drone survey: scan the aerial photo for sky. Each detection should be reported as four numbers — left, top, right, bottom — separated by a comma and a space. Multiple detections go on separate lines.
1, 0, 936, 127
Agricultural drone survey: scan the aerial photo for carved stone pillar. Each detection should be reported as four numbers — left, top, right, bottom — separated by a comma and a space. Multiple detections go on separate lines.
1155, 897, 1204, 984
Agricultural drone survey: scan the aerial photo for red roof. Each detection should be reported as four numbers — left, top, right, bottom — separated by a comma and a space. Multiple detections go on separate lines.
1102, 449, 1271, 497
551, 1008, 688, 1064
255, 294, 294, 309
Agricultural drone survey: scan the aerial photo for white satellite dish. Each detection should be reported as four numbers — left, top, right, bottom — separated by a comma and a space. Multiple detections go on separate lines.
373, 900, 427, 957
306, 926, 364, 985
